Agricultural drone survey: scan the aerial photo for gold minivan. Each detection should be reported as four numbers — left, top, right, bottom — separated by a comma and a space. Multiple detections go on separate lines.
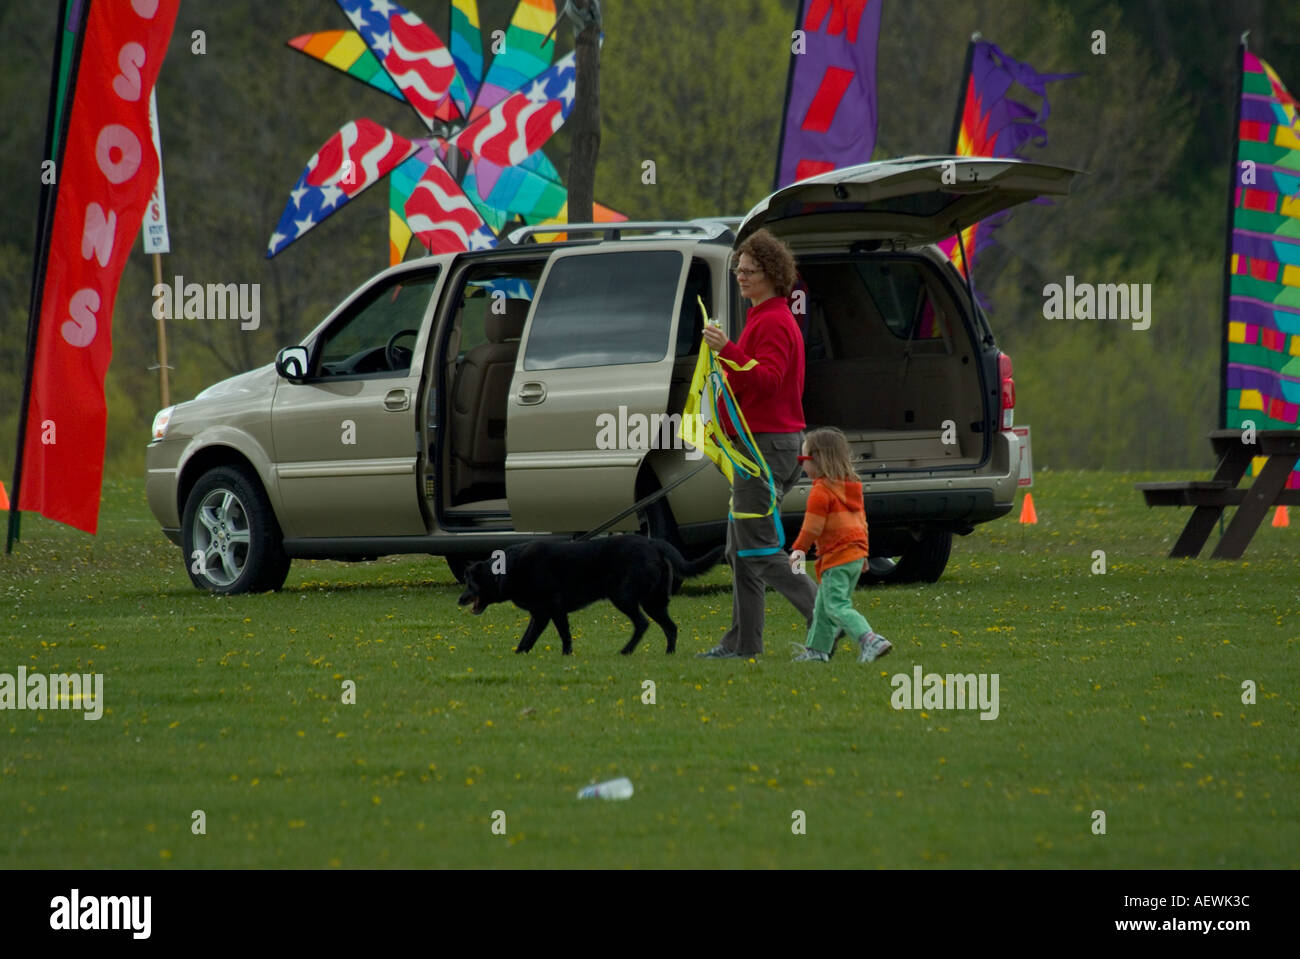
146, 156, 1076, 593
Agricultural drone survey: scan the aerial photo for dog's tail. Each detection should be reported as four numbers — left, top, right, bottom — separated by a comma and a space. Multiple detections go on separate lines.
654, 540, 725, 578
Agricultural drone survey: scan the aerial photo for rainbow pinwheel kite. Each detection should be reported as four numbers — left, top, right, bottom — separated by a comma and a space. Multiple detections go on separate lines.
267, 0, 622, 264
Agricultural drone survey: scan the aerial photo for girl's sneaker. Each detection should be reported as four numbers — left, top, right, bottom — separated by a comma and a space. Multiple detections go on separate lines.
790, 643, 830, 662
857, 632, 892, 663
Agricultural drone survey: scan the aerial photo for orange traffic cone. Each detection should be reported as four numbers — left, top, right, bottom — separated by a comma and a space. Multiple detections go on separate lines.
0, 482, 9, 511
1019, 491, 1037, 524
1272, 505, 1289, 528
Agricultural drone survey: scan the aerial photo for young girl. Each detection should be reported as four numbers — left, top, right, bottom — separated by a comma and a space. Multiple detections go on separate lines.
788, 427, 892, 663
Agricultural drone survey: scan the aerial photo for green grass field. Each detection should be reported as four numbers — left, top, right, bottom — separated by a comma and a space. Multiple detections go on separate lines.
2, 470, 1296, 868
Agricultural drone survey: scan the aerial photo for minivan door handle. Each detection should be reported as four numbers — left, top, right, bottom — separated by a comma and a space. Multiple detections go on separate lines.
517, 382, 546, 405
383, 388, 410, 412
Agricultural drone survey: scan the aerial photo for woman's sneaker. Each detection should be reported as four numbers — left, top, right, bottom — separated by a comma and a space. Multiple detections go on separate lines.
857, 632, 892, 663
790, 643, 830, 662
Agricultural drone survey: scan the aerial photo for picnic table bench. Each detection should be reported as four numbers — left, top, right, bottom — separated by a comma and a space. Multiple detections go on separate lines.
1135, 428, 1300, 559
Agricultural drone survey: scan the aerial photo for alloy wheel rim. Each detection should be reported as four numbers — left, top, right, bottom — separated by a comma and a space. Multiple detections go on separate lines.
193, 488, 251, 586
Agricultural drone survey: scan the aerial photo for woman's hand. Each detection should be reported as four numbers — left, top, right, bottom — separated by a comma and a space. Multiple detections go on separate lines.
789, 549, 806, 574
701, 324, 727, 352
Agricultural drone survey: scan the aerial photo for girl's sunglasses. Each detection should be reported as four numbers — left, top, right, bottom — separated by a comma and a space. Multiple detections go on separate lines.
797, 455, 813, 463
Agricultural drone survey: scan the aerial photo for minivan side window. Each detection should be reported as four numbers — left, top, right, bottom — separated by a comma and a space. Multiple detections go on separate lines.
675, 259, 711, 357
522, 251, 683, 371
315, 271, 440, 377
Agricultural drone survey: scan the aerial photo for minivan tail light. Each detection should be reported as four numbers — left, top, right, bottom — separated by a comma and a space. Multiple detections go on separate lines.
998, 352, 1015, 430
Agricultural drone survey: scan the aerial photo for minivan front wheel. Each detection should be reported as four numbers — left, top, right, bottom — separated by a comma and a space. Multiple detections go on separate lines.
859, 531, 953, 586
181, 466, 290, 594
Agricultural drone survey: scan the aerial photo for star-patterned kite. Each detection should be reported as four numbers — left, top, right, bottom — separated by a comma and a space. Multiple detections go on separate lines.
269, 0, 623, 263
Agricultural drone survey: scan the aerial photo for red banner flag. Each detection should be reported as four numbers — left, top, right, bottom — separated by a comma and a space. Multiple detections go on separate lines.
17, 0, 180, 534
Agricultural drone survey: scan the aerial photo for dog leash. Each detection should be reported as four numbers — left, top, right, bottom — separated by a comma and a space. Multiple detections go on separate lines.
575, 460, 714, 542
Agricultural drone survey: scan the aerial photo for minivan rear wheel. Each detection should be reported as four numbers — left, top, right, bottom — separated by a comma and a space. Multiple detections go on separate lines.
638, 497, 686, 594
859, 531, 952, 586
181, 466, 290, 594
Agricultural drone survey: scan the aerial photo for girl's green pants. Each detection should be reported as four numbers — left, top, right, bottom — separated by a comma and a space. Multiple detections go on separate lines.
805, 558, 872, 654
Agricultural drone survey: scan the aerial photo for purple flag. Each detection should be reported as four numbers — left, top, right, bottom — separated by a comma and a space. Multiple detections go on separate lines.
774, 0, 883, 190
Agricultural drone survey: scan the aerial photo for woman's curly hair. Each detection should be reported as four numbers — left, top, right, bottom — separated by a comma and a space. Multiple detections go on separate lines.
732, 228, 798, 298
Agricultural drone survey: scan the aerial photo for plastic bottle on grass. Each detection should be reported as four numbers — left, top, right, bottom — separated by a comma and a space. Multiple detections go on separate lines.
577, 777, 634, 800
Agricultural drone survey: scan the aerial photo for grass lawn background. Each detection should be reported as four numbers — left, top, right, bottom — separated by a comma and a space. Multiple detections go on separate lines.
1, 469, 1296, 868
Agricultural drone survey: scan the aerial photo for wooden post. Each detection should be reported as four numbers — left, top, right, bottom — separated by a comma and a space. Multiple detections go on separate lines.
153, 251, 170, 407
566, 0, 601, 225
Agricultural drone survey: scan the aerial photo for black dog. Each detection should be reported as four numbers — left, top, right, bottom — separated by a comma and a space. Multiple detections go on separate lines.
457, 537, 725, 655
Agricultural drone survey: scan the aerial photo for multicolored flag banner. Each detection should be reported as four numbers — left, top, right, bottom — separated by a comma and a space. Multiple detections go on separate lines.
774, 0, 883, 189
1224, 45, 1300, 491
937, 37, 1075, 287
12, 0, 181, 537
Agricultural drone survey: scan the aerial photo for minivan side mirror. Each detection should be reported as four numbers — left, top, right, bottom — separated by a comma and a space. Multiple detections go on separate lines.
275, 346, 310, 381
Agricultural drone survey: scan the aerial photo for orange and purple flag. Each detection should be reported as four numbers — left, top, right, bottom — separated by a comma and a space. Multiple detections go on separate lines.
938, 37, 1075, 287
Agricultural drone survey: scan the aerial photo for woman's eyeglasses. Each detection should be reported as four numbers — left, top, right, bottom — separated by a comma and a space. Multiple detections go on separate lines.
732, 267, 762, 277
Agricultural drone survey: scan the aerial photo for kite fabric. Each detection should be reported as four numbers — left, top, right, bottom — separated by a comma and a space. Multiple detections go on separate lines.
404, 154, 497, 253
1224, 48, 1300, 490
450, 50, 577, 168
336, 0, 461, 126
389, 146, 439, 263
774, 0, 883, 189
267, 118, 416, 257
15, 0, 181, 534
270, 0, 617, 261
937, 38, 1076, 286
288, 30, 406, 102
525, 199, 627, 244
677, 299, 778, 523
448, 0, 483, 117
470, 0, 556, 121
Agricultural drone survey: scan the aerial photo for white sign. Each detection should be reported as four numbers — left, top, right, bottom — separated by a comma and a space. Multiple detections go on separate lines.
142, 87, 170, 255
1013, 425, 1033, 488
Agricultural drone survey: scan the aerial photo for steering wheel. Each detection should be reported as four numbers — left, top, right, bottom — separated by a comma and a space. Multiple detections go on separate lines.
385, 329, 418, 371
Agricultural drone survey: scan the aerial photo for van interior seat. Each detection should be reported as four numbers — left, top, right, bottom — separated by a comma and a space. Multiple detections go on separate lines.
451, 298, 529, 497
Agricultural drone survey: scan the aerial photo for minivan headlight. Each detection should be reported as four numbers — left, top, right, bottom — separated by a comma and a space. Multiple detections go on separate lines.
151, 406, 175, 442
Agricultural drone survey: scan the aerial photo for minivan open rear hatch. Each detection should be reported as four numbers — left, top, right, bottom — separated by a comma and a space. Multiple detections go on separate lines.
736, 155, 1079, 249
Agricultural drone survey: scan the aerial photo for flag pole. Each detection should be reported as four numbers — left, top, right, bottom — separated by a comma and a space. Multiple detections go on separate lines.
772, 0, 808, 190
7, 0, 87, 554
1219, 33, 1248, 431
949, 32, 980, 154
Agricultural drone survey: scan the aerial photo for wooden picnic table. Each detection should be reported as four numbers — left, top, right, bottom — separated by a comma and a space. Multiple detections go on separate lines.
1135, 428, 1300, 559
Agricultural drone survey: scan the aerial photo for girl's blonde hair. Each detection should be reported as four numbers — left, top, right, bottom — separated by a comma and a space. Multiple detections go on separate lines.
804, 427, 856, 480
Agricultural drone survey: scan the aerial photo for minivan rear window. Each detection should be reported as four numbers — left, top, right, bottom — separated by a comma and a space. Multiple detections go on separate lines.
523, 251, 683, 370
854, 260, 929, 340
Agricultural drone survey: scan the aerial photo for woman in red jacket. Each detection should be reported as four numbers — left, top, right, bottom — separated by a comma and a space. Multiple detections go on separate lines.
696, 229, 818, 659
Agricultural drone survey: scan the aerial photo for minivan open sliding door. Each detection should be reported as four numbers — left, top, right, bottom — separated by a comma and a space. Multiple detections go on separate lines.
504, 246, 689, 533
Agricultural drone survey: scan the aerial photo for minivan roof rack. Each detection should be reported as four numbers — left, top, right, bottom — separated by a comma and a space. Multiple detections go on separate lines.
502, 219, 735, 246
